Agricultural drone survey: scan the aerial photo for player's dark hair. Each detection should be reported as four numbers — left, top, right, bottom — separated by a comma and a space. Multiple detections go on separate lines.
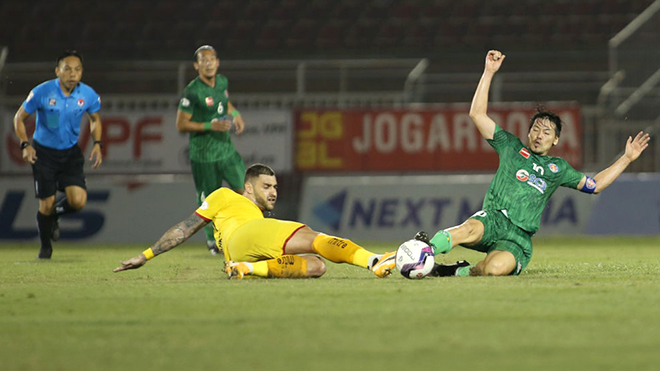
245, 163, 276, 182
56, 50, 83, 67
529, 110, 562, 138
194, 45, 217, 61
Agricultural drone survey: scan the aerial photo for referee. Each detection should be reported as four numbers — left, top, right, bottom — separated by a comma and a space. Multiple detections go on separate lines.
13, 50, 103, 259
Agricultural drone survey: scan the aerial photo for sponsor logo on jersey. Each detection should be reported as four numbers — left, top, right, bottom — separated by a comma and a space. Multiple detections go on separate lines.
519, 148, 530, 159
200, 201, 209, 210
516, 169, 529, 181
181, 97, 190, 107
48, 98, 57, 106
516, 169, 547, 194
77, 98, 85, 107
224, 90, 229, 98
548, 163, 558, 173
205, 96, 214, 106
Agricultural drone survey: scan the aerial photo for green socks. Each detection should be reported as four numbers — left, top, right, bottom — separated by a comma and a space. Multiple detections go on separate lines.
430, 230, 453, 255
456, 266, 472, 276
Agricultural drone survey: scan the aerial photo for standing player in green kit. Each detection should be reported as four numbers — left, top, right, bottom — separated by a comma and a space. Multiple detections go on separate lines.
414, 50, 650, 277
176, 45, 246, 255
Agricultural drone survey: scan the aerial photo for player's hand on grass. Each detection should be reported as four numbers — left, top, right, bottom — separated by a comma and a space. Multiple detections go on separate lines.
113, 255, 147, 272
89, 144, 102, 168
484, 50, 505, 74
22, 145, 37, 164
210, 118, 232, 132
233, 115, 245, 134
624, 131, 650, 163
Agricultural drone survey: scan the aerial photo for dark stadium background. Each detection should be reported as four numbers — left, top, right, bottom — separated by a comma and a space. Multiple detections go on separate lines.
0, 0, 658, 232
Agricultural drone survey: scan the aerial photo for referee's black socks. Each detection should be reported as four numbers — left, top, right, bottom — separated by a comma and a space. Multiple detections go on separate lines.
36, 211, 54, 259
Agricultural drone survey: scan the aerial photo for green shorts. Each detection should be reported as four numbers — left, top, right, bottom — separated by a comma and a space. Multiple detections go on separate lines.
191, 151, 246, 242
467, 209, 533, 275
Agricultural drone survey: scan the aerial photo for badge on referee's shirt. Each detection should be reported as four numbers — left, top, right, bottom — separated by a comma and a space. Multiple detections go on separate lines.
77, 99, 85, 107
49, 98, 56, 106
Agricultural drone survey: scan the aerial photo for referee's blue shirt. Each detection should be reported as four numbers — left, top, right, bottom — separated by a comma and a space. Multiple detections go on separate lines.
22, 78, 101, 150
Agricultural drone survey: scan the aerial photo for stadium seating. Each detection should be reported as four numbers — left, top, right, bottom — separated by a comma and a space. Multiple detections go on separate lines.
1, 0, 654, 62
0, 0, 655, 105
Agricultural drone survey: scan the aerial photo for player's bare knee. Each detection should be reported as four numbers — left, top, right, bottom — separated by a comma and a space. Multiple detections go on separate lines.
69, 199, 86, 210
482, 260, 513, 276
68, 194, 87, 210
306, 256, 326, 278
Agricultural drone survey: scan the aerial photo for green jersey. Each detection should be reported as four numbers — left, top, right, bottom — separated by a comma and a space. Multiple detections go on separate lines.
483, 125, 584, 233
178, 75, 233, 162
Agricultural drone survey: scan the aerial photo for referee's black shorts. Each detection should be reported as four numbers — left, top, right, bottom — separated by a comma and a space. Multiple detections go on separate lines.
31, 140, 86, 199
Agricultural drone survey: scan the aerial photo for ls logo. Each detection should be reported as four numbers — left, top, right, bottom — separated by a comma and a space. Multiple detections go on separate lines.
0, 190, 109, 239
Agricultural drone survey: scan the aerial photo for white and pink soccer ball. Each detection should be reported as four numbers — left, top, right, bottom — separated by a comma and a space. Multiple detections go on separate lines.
395, 239, 435, 279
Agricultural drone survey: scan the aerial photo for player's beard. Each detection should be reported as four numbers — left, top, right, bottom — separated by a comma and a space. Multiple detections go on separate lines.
257, 194, 275, 212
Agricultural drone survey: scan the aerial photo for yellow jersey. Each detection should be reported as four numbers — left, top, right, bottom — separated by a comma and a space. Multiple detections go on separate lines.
194, 188, 263, 250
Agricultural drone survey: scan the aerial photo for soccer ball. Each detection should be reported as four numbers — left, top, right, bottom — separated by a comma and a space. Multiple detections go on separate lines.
395, 239, 435, 279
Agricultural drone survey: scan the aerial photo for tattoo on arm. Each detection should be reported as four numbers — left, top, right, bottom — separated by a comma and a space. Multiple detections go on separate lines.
150, 213, 209, 256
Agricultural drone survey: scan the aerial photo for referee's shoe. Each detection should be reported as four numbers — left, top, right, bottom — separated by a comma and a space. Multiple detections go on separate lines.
38, 246, 52, 259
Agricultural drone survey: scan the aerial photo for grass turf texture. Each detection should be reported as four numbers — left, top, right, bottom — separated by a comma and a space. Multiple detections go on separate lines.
2, 236, 660, 371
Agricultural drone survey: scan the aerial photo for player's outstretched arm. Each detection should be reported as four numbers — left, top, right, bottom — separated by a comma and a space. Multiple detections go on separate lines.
113, 213, 209, 272
578, 131, 651, 194
469, 50, 506, 140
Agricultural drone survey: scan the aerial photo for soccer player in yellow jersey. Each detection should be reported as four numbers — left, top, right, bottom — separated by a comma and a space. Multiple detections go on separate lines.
114, 164, 396, 278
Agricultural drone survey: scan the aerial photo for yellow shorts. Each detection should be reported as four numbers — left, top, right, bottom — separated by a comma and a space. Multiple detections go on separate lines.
225, 219, 306, 262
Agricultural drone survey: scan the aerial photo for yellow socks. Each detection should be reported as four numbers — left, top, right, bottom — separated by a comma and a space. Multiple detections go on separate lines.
251, 261, 269, 277
264, 255, 308, 278
238, 234, 376, 278
311, 234, 373, 268
235, 257, 308, 278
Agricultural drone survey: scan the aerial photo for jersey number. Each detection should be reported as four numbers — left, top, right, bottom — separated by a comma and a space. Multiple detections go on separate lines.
532, 163, 544, 176
217, 104, 224, 115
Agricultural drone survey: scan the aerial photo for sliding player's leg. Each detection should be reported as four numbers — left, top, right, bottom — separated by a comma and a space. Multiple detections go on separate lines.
226, 219, 394, 278
417, 217, 485, 255
429, 209, 531, 277
286, 226, 395, 278
226, 255, 326, 279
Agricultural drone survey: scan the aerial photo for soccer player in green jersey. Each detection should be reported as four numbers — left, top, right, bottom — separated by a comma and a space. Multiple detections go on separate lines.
176, 45, 247, 255
415, 50, 651, 277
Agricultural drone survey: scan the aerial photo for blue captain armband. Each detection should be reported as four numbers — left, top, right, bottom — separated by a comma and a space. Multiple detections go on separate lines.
580, 176, 597, 194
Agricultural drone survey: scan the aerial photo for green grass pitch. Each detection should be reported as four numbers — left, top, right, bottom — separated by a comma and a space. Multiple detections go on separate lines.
2, 236, 660, 371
